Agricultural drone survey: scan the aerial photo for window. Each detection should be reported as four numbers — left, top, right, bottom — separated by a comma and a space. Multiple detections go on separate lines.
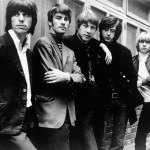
127, 0, 149, 22
127, 23, 137, 56
91, 6, 106, 40
64, 0, 84, 35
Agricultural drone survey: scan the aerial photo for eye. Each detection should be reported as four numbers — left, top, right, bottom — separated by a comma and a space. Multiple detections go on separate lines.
22, 12, 29, 17
91, 26, 96, 30
56, 16, 62, 20
64, 17, 69, 21
110, 29, 115, 33
103, 28, 109, 32
82, 24, 88, 28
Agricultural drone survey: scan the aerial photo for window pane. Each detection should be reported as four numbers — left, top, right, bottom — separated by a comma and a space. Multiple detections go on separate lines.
91, 6, 106, 40
128, 0, 149, 21
64, 0, 84, 35
127, 23, 137, 56
107, 0, 123, 7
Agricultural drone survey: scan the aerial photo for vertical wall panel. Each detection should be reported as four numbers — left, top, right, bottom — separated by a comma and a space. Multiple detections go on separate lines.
31, 0, 56, 49
0, 0, 10, 35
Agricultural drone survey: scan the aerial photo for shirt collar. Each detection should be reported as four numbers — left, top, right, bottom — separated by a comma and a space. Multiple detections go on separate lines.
8, 29, 30, 53
139, 51, 149, 60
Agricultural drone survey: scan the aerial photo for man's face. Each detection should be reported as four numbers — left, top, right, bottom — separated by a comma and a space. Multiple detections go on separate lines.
102, 24, 116, 44
11, 11, 32, 36
49, 13, 70, 36
77, 22, 97, 43
139, 40, 150, 54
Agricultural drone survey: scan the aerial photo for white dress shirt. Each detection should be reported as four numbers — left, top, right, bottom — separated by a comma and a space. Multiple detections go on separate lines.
8, 29, 32, 107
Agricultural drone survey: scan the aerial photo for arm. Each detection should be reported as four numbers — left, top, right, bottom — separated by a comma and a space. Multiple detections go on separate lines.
100, 43, 112, 65
44, 48, 84, 85
44, 66, 72, 84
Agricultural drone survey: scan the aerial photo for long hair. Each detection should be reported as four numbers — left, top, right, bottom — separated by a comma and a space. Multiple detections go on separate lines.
99, 16, 122, 42
47, 3, 72, 25
5, 0, 37, 35
136, 31, 150, 52
76, 10, 99, 31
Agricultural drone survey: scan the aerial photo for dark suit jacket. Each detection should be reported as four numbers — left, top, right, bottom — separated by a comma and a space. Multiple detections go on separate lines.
94, 42, 144, 124
0, 33, 33, 135
33, 32, 83, 128
63, 34, 107, 113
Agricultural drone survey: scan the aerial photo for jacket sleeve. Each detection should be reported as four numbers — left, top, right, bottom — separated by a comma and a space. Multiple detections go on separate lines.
65, 48, 84, 85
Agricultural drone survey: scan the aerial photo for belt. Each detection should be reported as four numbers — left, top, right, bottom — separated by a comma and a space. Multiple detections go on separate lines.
112, 92, 119, 99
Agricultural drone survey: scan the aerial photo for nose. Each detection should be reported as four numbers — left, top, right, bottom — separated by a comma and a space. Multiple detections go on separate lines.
106, 29, 111, 35
61, 18, 65, 25
19, 14, 24, 22
87, 27, 91, 33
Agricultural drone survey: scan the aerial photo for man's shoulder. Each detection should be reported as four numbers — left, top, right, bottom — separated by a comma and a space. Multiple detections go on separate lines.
63, 34, 75, 44
63, 34, 78, 51
0, 33, 12, 47
89, 38, 100, 46
116, 42, 131, 55
132, 54, 138, 61
35, 34, 53, 46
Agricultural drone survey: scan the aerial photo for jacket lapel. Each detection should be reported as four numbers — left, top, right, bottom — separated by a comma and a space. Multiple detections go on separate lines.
46, 33, 63, 71
4, 33, 25, 79
26, 49, 32, 86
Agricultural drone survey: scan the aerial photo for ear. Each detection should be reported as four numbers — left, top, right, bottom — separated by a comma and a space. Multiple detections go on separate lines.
48, 21, 52, 27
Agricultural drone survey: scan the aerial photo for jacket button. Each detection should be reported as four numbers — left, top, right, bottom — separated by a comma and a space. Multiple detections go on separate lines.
23, 88, 27, 92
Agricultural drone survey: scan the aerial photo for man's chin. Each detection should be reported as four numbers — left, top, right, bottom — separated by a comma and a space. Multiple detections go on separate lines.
104, 39, 112, 45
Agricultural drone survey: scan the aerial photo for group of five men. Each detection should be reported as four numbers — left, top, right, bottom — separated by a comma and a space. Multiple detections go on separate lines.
0, 0, 143, 150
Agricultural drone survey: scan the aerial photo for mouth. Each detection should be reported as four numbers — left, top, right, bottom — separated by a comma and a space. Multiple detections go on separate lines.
105, 37, 111, 40
84, 35, 91, 39
59, 27, 66, 30
17, 25, 27, 28
142, 48, 147, 51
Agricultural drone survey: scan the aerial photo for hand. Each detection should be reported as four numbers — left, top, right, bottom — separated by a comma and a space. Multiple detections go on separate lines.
105, 50, 112, 65
100, 43, 112, 65
44, 66, 71, 84
137, 80, 142, 87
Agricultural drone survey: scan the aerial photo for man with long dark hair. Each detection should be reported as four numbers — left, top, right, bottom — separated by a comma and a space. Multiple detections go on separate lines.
96, 16, 143, 150
0, 0, 37, 150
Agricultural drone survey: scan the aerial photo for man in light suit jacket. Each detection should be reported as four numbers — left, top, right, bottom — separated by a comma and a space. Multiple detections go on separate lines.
0, 0, 37, 150
32, 4, 84, 150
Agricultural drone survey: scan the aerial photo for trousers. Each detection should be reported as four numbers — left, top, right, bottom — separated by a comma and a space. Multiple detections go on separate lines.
70, 110, 98, 150
0, 132, 37, 150
30, 113, 70, 150
135, 102, 150, 150
101, 97, 128, 150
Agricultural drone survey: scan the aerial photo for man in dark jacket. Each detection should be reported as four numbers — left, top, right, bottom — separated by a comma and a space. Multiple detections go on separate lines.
63, 10, 112, 150
0, 0, 37, 150
95, 16, 143, 150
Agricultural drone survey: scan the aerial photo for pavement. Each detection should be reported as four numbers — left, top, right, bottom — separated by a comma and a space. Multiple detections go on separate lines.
124, 138, 150, 150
